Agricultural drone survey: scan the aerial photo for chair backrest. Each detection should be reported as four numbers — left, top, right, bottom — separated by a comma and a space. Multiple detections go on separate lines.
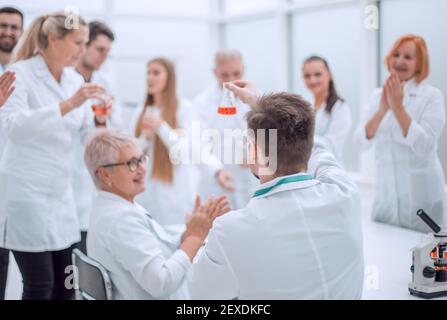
72, 248, 113, 300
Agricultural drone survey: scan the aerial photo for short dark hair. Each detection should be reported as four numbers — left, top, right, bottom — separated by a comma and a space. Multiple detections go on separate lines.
246, 93, 315, 174
88, 20, 115, 45
0, 7, 24, 23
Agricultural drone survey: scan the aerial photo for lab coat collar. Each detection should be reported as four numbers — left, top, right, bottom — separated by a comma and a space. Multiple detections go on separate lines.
32, 54, 70, 99
252, 172, 319, 199
98, 190, 136, 209
404, 78, 424, 97
97, 191, 179, 245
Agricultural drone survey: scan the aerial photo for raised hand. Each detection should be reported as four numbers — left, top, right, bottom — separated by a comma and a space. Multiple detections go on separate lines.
203, 195, 231, 220
0, 71, 16, 107
379, 82, 390, 114
142, 107, 162, 138
225, 80, 259, 107
385, 73, 404, 112
60, 83, 105, 116
216, 169, 235, 192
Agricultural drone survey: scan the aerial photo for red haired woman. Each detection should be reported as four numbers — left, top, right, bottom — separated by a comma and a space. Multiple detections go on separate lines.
360, 34, 445, 232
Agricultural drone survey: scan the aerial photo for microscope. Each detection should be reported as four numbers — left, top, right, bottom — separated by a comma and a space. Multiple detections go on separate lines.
409, 209, 447, 299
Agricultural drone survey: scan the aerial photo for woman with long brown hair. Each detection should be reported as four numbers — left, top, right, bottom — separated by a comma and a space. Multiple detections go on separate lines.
302, 55, 351, 163
134, 57, 233, 229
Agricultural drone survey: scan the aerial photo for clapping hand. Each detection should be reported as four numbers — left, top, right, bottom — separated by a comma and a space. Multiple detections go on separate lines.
0, 71, 15, 107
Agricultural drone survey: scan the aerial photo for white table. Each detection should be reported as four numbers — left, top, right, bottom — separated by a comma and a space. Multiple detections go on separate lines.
361, 218, 445, 300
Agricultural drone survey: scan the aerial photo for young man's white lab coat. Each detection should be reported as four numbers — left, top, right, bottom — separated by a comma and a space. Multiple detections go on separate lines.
359, 79, 446, 232
188, 139, 364, 299
0, 55, 91, 251
87, 191, 191, 300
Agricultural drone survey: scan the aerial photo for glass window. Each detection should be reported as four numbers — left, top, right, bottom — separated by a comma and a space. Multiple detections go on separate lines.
224, 18, 279, 93
290, 0, 327, 5
291, 4, 363, 171
112, 0, 209, 16
2, 0, 106, 13
223, 0, 277, 15
112, 19, 213, 101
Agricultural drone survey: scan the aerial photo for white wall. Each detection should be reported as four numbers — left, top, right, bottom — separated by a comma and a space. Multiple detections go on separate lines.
223, 18, 279, 93
111, 18, 213, 103
291, 3, 363, 171
0, 0, 215, 105
224, 0, 277, 14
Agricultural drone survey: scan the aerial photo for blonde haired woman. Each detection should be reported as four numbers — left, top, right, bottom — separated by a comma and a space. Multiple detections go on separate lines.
0, 12, 105, 299
360, 34, 446, 232
134, 58, 233, 229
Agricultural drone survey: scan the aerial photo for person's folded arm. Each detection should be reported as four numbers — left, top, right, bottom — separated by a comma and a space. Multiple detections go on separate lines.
308, 137, 359, 195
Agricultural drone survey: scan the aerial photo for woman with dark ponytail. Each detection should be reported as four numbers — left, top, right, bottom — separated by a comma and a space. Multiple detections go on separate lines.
0, 12, 107, 299
302, 56, 352, 163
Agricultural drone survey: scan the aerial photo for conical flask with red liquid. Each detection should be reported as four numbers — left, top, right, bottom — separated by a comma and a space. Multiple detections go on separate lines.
217, 86, 237, 116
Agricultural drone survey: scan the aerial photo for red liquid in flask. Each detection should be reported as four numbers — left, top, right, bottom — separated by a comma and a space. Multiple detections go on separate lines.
217, 106, 237, 115
92, 104, 111, 116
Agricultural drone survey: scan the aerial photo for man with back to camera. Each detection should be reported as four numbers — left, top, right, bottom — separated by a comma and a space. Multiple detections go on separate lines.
188, 81, 364, 299
0, 6, 23, 300
193, 49, 257, 210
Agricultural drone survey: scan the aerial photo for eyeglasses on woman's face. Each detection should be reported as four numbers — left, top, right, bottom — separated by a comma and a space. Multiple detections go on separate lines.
102, 155, 149, 172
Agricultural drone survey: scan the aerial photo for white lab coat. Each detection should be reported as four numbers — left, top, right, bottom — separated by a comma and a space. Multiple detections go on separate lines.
193, 84, 258, 209
0, 123, 4, 161
134, 99, 222, 228
71, 68, 124, 231
0, 55, 92, 252
359, 79, 446, 232
188, 139, 364, 299
314, 100, 352, 164
0, 119, 5, 162
87, 190, 191, 300
0, 65, 8, 160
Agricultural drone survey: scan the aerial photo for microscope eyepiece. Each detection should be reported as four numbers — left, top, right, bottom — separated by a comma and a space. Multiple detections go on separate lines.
417, 209, 442, 234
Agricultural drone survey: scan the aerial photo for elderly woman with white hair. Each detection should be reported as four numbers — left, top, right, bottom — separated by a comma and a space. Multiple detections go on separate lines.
84, 129, 230, 300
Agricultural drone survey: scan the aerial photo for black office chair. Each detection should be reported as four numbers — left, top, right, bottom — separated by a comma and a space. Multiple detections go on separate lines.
72, 248, 113, 300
